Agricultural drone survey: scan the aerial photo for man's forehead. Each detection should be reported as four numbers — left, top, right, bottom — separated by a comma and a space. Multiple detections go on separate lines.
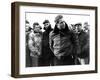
35, 25, 40, 27
59, 19, 63, 21
26, 23, 30, 26
56, 19, 64, 23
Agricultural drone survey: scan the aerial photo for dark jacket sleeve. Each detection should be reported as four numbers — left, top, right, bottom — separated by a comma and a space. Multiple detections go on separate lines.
70, 32, 80, 56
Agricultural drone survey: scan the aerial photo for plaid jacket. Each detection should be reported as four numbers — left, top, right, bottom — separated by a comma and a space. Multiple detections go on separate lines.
28, 31, 42, 57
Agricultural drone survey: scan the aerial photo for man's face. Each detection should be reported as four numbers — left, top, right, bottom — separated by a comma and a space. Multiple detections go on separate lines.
75, 25, 82, 33
44, 23, 50, 29
56, 19, 65, 30
34, 25, 41, 32
84, 25, 89, 30
25, 23, 30, 32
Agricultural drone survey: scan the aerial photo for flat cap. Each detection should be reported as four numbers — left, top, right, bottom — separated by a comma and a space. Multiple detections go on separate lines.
74, 23, 82, 26
33, 22, 39, 26
54, 15, 63, 23
84, 22, 90, 26
43, 20, 50, 24
33, 22, 42, 29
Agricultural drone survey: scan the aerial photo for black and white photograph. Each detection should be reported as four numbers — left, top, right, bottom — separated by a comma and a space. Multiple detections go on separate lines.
25, 13, 90, 67
11, 2, 97, 78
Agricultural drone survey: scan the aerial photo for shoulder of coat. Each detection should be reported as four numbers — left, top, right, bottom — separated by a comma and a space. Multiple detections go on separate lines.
29, 31, 35, 37
49, 31, 55, 37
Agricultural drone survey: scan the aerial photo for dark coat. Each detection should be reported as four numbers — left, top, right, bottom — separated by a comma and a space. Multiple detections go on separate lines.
39, 26, 54, 66
42, 26, 54, 58
78, 30, 89, 58
26, 31, 32, 67
49, 22, 79, 58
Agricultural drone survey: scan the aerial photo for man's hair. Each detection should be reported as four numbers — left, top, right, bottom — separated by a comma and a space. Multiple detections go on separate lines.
53, 21, 70, 34
26, 20, 29, 24
33, 22, 42, 29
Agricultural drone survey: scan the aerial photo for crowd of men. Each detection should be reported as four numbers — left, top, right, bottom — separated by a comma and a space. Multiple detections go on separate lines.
25, 15, 90, 67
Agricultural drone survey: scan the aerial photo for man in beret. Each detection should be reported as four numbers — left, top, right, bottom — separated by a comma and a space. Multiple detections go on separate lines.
39, 20, 54, 66
49, 15, 79, 65
28, 22, 42, 67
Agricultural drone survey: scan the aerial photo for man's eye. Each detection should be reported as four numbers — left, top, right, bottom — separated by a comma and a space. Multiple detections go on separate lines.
60, 22, 64, 24
44, 24, 48, 26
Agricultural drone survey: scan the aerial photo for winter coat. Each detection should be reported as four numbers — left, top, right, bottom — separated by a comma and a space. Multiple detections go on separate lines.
49, 23, 79, 59
28, 31, 42, 57
77, 30, 89, 58
41, 26, 54, 59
